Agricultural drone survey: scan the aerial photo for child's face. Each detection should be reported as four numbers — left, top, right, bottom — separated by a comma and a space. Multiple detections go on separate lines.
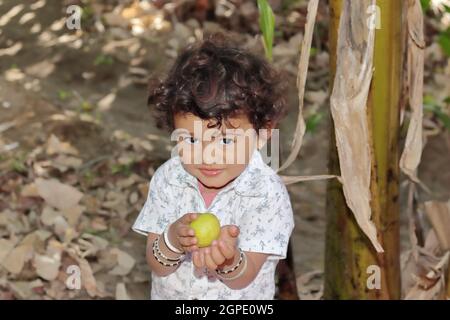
173, 112, 267, 191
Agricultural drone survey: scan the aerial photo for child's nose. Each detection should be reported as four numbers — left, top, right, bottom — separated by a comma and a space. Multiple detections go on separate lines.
201, 142, 225, 165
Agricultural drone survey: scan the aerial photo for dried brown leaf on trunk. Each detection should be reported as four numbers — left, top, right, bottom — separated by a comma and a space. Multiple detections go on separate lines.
406, 182, 420, 261
277, 0, 318, 173
400, 0, 426, 184
424, 200, 450, 251
329, 0, 383, 252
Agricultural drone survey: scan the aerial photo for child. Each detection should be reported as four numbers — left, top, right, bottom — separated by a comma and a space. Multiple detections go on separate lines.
132, 33, 295, 300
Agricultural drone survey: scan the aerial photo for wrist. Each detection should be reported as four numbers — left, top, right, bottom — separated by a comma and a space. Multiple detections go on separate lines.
218, 247, 240, 270
164, 224, 184, 254
151, 236, 185, 268
215, 248, 247, 281
158, 234, 184, 260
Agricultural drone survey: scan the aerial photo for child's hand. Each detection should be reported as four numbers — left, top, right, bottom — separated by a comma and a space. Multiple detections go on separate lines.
167, 213, 199, 253
192, 225, 240, 271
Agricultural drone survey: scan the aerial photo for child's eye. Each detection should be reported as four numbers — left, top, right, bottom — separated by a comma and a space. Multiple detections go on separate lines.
183, 136, 199, 144
219, 137, 234, 145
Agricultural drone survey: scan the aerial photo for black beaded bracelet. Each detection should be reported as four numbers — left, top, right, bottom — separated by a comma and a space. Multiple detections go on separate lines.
154, 236, 184, 262
215, 248, 244, 275
152, 237, 183, 267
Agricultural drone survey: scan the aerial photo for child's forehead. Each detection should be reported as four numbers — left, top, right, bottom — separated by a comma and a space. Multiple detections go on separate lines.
173, 112, 253, 132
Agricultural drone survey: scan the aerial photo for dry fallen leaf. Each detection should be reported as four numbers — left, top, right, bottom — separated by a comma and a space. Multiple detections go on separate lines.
115, 282, 131, 300
75, 233, 109, 259
46, 134, 78, 156
51, 154, 83, 172
62, 205, 84, 227
33, 254, 61, 281
402, 230, 449, 299
40, 205, 59, 226
109, 248, 136, 276
0, 209, 28, 235
8, 281, 39, 299
90, 217, 108, 232
21, 230, 52, 251
35, 178, 83, 211
0, 244, 33, 274
20, 183, 39, 197
67, 250, 101, 298
0, 239, 16, 264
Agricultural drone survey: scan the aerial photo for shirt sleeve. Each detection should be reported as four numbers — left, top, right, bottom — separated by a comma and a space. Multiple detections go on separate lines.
237, 180, 295, 261
132, 167, 173, 236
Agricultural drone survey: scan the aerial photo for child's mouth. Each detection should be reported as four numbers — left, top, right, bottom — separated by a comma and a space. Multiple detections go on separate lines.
198, 168, 224, 177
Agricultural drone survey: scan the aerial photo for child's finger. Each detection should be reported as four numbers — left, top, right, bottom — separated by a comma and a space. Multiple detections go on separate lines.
178, 236, 197, 247
217, 240, 235, 260
178, 225, 195, 237
183, 244, 199, 253
229, 225, 240, 238
204, 248, 218, 271
223, 225, 240, 238
210, 242, 226, 266
199, 250, 205, 267
192, 251, 202, 269
181, 213, 198, 225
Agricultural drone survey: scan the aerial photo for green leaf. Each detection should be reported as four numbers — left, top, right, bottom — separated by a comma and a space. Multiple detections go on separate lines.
58, 89, 71, 101
111, 163, 132, 176
94, 54, 114, 66
306, 112, 324, 133
423, 98, 450, 131
438, 28, 450, 57
80, 100, 93, 111
420, 0, 431, 11
433, 109, 450, 130
423, 94, 435, 105
443, 96, 450, 104
11, 158, 27, 174
257, 0, 275, 61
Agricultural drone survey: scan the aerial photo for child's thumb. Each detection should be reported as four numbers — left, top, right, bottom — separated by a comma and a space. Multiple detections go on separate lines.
228, 225, 240, 238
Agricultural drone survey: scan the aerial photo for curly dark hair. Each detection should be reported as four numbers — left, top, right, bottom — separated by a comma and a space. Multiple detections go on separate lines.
147, 32, 289, 133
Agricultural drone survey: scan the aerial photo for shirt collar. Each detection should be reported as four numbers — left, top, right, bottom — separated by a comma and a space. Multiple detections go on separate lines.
164, 148, 272, 197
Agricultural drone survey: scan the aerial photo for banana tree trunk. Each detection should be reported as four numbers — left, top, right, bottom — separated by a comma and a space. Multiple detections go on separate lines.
324, 0, 404, 299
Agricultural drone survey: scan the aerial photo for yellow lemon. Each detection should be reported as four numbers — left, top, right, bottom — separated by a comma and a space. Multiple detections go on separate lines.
190, 213, 221, 248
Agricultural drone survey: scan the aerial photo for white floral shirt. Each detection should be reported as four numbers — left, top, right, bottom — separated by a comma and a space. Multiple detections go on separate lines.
132, 148, 295, 300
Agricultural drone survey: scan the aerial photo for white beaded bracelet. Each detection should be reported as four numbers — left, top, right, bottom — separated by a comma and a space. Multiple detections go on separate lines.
163, 224, 184, 254
216, 251, 248, 281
